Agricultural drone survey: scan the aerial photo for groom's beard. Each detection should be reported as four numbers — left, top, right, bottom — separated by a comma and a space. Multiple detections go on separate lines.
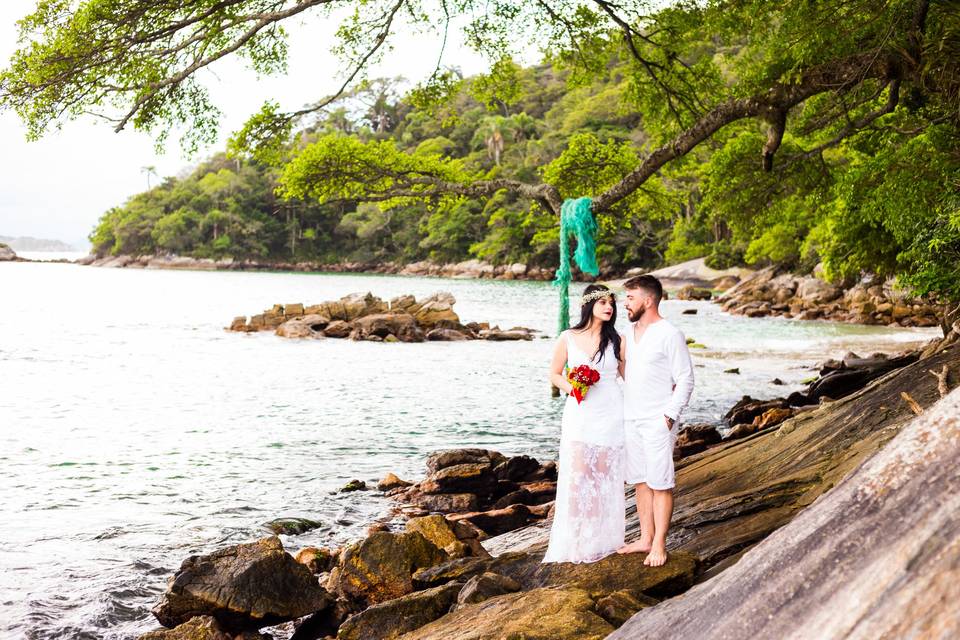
627, 305, 646, 323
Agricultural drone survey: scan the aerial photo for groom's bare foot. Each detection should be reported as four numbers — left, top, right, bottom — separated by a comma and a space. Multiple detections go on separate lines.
617, 538, 653, 554
643, 544, 668, 567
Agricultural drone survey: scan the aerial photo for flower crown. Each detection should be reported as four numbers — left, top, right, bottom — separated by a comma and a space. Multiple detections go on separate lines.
581, 288, 614, 305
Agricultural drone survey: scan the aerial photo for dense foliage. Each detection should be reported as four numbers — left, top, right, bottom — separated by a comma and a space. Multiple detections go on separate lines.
3, 0, 959, 310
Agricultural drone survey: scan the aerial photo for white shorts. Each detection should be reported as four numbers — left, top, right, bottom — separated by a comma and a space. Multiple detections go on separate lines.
624, 417, 677, 490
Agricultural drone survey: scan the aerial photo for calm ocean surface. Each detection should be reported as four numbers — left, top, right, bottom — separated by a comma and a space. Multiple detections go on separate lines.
0, 258, 938, 639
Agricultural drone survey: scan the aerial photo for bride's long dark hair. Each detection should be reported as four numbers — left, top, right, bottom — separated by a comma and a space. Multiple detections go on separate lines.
569, 283, 621, 365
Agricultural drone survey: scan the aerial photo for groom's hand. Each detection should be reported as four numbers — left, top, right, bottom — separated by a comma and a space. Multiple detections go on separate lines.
664, 415, 675, 430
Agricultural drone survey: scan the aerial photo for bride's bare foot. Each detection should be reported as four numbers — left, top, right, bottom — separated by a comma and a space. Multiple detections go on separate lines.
643, 544, 668, 567
617, 538, 653, 554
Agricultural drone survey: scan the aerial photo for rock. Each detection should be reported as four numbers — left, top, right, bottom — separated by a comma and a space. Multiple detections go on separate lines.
138, 615, 270, 640
420, 463, 498, 496
609, 387, 960, 640
152, 536, 332, 630
228, 316, 247, 331
352, 313, 424, 342
404, 515, 490, 559
0, 244, 17, 261
771, 378, 784, 385
682, 308, 698, 315
712, 275, 740, 290
412, 300, 460, 330
752, 407, 794, 429
425, 328, 471, 341
723, 367, 740, 375
448, 504, 533, 536
340, 292, 389, 320
299, 313, 330, 330
453, 572, 521, 609
492, 489, 532, 510
397, 587, 614, 640
479, 329, 533, 341
324, 320, 353, 338
492, 455, 541, 482
677, 285, 712, 301
276, 319, 319, 339
675, 423, 722, 458
337, 582, 464, 640
366, 523, 391, 535
723, 396, 790, 426
284, 303, 305, 317
341, 479, 367, 492
328, 531, 447, 608
263, 517, 324, 536
796, 277, 841, 304
425, 449, 506, 474
377, 473, 412, 492
295, 546, 336, 574
412, 557, 490, 589
594, 589, 657, 627
401, 490, 480, 514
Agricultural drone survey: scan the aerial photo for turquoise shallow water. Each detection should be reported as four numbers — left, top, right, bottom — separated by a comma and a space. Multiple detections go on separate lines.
0, 260, 938, 639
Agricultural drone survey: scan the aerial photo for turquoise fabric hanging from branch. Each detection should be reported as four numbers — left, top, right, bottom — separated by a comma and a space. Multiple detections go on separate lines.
553, 197, 599, 334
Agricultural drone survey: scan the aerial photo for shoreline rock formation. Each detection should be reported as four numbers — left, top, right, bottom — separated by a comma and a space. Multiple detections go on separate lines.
719, 265, 942, 327
227, 292, 538, 343
0, 243, 19, 261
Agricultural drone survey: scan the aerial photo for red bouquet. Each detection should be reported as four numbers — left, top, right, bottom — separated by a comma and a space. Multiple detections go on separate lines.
567, 364, 601, 404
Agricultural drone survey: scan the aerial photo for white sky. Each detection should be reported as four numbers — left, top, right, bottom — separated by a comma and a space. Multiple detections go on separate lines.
0, 2, 500, 248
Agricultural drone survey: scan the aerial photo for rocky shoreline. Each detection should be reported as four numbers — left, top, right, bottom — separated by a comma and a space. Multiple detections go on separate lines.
134, 333, 959, 640
717, 265, 943, 328
227, 291, 539, 343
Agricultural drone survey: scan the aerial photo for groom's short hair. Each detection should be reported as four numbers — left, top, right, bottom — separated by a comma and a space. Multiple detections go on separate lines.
623, 274, 663, 303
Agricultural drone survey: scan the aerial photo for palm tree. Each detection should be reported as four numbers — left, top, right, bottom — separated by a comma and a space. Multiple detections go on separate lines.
141, 165, 158, 189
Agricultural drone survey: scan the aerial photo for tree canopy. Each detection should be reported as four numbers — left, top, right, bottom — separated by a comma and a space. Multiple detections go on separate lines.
2, 1, 958, 320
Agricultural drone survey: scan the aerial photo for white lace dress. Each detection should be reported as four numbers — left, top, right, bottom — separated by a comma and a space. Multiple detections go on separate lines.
543, 331, 626, 563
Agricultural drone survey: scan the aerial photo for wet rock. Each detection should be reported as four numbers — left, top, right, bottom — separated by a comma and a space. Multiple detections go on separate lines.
295, 546, 336, 574
412, 557, 489, 589
397, 587, 614, 640
377, 473, 412, 492
341, 479, 367, 492
723, 367, 740, 375
328, 531, 447, 608
337, 582, 463, 640
152, 536, 332, 630
262, 517, 323, 536
229, 316, 247, 331
753, 407, 794, 429
138, 615, 270, 639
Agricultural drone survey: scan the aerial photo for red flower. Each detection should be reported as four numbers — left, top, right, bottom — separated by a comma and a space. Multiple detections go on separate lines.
566, 364, 601, 404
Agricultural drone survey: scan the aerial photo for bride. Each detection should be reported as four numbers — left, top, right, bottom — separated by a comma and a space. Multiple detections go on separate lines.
543, 283, 626, 563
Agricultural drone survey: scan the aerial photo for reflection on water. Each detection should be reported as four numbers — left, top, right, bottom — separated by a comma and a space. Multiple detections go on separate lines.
0, 261, 938, 639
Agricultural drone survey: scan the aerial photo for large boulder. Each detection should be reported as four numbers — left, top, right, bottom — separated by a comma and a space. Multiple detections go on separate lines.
397, 587, 614, 640
336, 582, 463, 640
328, 531, 447, 608
152, 536, 332, 631
0, 244, 16, 261
610, 387, 960, 639
453, 572, 521, 609
796, 277, 841, 304
448, 504, 535, 537
412, 300, 460, 330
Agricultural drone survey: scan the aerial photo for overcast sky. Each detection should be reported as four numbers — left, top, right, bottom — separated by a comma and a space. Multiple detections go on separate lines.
0, 2, 499, 248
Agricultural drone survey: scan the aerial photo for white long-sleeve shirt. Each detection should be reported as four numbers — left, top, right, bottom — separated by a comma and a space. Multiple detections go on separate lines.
623, 319, 695, 422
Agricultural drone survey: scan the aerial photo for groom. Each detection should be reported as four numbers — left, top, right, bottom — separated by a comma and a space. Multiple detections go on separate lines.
618, 275, 694, 566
